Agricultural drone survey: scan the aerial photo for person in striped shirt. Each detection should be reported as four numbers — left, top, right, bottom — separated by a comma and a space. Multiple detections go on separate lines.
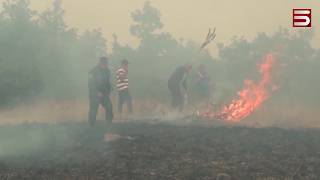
116, 59, 133, 114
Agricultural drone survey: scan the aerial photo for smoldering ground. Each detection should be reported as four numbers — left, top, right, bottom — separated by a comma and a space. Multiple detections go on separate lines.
0, 96, 319, 160
1, 122, 320, 179
0, 123, 74, 158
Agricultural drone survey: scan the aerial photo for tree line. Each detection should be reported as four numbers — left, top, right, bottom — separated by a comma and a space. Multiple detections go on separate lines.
0, 0, 319, 108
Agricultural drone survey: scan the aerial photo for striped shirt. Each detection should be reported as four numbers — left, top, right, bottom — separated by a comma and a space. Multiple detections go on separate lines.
116, 67, 129, 91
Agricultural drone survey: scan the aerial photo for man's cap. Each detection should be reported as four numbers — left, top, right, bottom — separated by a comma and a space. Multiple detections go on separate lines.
121, 59, 129, 65
100, 56, 108, 64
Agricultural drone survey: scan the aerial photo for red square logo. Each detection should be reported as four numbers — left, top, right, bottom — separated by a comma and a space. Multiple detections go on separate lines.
293, 9, 312, 27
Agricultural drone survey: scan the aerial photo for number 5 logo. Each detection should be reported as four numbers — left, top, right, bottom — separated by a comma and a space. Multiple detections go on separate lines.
293, 9, 312, 27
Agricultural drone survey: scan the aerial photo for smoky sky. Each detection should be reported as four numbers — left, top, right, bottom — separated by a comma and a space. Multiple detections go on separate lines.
0, 0, 319, 54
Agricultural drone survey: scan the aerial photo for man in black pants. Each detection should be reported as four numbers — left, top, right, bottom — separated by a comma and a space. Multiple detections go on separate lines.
116, 59, 133, 115
168, 63, 192, 111
88, 57, 113, 126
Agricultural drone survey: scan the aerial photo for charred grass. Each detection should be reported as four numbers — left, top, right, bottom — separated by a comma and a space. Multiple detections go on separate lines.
0, 121, 320, 180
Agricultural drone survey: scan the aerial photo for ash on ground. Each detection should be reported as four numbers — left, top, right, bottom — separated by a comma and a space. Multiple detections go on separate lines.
0, 121, 319, 180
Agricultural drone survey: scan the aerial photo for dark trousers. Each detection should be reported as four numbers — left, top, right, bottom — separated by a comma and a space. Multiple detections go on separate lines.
168, 85, 184, 111
118, 89, 133, 114
88, 95, 113, 126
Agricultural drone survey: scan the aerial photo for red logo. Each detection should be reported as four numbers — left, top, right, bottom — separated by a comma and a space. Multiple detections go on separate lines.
293, 9, 312, 27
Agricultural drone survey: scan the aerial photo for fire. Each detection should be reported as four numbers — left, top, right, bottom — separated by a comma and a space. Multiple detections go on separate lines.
198, 53, 277, 123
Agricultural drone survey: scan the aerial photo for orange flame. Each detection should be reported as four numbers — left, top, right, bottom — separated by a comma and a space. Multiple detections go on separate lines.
198, 53, 277, 122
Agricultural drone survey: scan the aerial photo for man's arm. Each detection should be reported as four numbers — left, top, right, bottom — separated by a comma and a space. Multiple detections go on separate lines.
105, 69, 112, 94
182, 74, 188, 90
90, 68, 106, 96
89, 69, 98, 92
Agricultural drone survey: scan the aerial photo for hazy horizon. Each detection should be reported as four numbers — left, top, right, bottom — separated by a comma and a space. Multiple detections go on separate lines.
1, 0, 318, 56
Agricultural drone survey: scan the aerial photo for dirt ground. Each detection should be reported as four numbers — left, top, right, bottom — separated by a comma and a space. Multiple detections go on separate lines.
0, 121, 320, 180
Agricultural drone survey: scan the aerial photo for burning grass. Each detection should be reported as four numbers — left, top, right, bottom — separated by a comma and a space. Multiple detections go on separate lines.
197, 53, 278, 123
0, 97, 319, 128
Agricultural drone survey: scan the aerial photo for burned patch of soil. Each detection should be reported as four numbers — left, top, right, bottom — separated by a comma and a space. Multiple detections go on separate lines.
0, 121, 320, 180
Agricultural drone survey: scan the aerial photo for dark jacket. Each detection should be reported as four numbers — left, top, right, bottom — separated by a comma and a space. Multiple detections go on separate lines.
88, 66, 112, 96
168, 66, 188, 90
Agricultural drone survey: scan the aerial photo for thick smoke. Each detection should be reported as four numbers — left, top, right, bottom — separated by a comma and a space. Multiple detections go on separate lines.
0, 0, 319, 129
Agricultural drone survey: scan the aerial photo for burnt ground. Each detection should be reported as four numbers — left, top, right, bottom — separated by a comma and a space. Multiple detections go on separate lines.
0, 121, 320, 180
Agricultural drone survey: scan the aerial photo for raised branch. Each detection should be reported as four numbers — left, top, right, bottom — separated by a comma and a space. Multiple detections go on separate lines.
200, 27, 216, 51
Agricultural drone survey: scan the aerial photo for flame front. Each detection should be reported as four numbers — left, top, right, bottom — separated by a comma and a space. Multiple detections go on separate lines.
198, 53, 276, 123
